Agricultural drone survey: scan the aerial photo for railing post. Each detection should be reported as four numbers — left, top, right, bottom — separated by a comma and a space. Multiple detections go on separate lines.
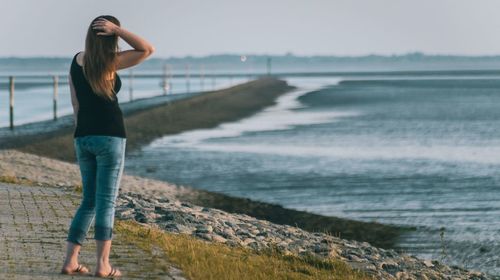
9, 76, 14, 130
129, 69, 134, 101
248, 65, 253, 81
162, 63, 168, 95
200, 64, 205, 91
53, 75, 58, 120
267, 57, 272, 76
168, 65, 173, 94
185, 64, 190, 93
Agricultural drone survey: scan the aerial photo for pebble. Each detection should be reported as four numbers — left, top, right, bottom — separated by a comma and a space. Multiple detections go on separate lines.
423, 260, 434, 268
211, 235, 227, 243
196, 225, 213, 234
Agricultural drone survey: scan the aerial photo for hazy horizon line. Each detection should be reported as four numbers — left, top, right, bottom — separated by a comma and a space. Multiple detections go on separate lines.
3, 51, 500, 60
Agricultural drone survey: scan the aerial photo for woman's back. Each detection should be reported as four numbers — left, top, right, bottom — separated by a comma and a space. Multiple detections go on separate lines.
70, 52, 126, 138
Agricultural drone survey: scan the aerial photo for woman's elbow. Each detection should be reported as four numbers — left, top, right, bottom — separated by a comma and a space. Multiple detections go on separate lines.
145, 45, 155, 57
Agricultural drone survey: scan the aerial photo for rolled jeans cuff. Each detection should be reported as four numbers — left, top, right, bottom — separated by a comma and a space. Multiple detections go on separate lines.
95, 225, 113, 241
67, 226, 87, 245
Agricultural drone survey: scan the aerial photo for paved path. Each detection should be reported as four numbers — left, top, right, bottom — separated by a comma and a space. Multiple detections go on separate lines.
0, 183, 184, 279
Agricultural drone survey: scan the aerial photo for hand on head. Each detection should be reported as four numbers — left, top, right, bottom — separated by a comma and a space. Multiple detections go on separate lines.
92, 18, 119, 36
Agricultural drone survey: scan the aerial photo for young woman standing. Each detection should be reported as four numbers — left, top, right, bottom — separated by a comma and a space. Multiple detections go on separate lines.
61, 15, 154, 277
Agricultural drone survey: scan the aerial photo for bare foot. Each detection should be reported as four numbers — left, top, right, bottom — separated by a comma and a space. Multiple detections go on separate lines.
95, 266, 122, 278
61, 263, 90, 275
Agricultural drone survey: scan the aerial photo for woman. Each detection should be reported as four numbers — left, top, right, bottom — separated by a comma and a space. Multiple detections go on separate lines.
61, 15, 154, 277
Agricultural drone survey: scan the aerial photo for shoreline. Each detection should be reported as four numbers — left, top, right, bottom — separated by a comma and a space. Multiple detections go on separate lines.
178, 189, 410, 249
7, 77, 407, 248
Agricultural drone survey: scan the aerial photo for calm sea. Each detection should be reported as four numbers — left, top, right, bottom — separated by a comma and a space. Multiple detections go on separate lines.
126, 73, 500, 275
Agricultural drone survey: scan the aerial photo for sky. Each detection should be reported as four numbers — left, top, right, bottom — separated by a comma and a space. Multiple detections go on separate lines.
2, 0, 500, 58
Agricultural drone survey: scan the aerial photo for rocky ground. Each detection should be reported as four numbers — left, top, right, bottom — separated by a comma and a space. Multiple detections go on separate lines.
0, 149, 492, 279
116, 192, 488, 280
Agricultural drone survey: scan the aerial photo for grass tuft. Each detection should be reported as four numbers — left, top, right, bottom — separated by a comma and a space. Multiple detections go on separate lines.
0, 175, 36, 186
74, 183, 83, 193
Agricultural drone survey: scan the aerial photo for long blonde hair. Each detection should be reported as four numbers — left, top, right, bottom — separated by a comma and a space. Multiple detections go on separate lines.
83, 15, 120, 100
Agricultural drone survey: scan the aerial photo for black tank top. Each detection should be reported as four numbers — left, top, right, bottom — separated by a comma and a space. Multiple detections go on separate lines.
71, 52, 126, 138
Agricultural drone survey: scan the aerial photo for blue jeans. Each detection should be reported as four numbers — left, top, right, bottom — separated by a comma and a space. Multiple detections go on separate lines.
67, 136, 126, 245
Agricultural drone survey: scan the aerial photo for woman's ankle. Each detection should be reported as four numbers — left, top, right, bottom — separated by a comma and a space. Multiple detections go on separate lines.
64, 241, 82, 264
62, 259, 79, 270
63, 254, 80, 266
96, 259, 111, 269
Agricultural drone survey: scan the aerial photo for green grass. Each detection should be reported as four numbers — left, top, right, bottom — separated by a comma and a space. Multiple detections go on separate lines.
115, 220, 373, 280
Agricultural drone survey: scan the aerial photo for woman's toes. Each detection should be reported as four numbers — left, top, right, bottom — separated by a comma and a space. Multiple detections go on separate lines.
95, 266, 122, 277
61, 263, 90, 275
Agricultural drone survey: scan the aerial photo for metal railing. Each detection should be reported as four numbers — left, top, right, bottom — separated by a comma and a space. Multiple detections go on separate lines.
5, 75, 63, 130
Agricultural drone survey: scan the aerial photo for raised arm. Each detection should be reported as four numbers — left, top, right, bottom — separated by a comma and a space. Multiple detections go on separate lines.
69, 73, 79, 125
92, 18, 155, 70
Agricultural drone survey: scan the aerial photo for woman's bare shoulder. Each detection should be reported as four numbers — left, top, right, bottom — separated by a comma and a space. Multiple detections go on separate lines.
76, 51, 85, 66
